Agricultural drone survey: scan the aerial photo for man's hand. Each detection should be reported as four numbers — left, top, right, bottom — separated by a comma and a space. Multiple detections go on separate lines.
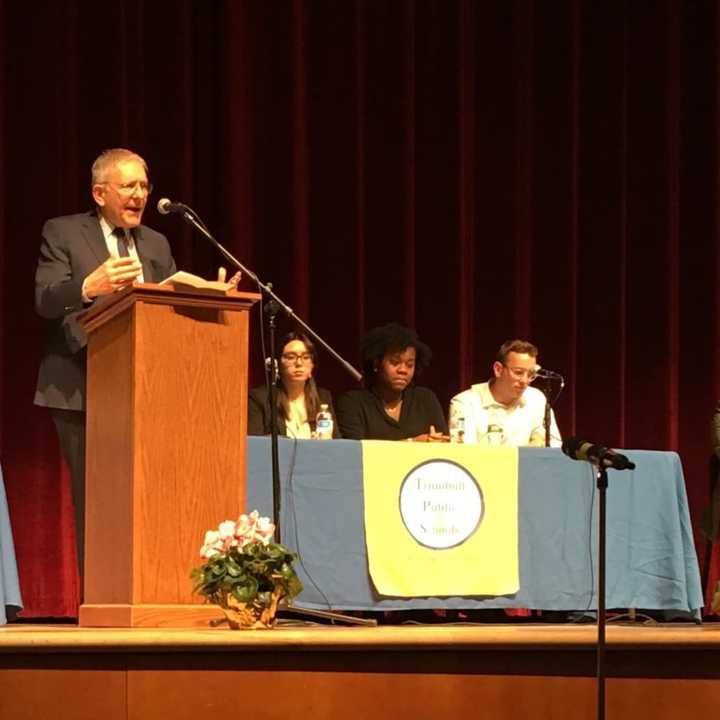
84, 256, 142, 299
217, 266, 241, 288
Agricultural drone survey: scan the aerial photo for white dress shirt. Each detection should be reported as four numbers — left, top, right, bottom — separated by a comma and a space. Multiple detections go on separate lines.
449, 381, 562, 447
81, 216, 144, 302
98, 215, 145, 282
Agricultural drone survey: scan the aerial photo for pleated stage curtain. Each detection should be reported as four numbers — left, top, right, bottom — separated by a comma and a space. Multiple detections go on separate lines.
0, 0, 719, 616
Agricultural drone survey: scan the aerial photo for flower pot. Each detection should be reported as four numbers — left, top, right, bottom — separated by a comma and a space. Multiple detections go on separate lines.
218, 586, 285, 630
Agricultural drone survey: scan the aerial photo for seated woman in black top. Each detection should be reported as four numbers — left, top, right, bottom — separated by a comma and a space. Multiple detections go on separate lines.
248, 331, 339, 438
336, 323, 448, 441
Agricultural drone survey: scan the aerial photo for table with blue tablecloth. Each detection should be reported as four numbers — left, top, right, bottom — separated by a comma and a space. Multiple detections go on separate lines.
247, 438, 703, 614
0, 464, 22, 623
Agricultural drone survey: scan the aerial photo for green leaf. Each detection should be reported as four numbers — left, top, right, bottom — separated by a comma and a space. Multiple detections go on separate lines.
287, 575, 303, 597
192, 539, 303, 603
233, 576, 259, 603
226, 559, 243, 577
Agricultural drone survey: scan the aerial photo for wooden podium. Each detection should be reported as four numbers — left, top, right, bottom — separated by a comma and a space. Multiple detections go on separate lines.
78, 283, 260, 627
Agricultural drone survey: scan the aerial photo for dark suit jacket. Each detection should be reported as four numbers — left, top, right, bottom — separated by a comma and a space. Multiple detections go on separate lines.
34, 211, 176, 411
248, 385, 341, 438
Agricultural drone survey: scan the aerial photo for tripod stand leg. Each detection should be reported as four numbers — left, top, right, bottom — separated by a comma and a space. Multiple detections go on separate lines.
280, 600, 378, 626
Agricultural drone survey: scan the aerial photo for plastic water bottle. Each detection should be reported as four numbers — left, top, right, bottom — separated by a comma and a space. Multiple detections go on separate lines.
315, 403, 333, 440
485, 423, 505, 447
449, 409, 465, 444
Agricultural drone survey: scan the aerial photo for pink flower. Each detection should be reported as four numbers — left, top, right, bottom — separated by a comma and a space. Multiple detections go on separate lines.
200, 544, 221, 559
200, 510, 275, 556
232, 510, 275, 547
218, 520, 236, 539
203, 530, 220, 546
254, 515, 275, 545
218, 520, 238, 551
236, 510, 258, 534
235, 510, 259, 548
200, 529, 224, 559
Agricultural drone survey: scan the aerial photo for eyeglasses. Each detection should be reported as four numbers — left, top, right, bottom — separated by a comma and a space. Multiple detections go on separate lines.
281, 352, 313, 364
105, 181, 154, 196
503, 365, 538, 381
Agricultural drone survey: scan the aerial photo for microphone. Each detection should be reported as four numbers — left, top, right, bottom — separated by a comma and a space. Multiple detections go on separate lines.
533, 366, 565, 388
561, 437, 636, 471
265, 356, 279, 381
157, 198, 189, 215
535, 367, 564, 380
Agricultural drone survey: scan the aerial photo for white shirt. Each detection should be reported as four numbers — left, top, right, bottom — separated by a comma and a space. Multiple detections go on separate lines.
98, 215, 145, 282
81, 216, 144, 302
449, 382, 562, 447
285, 396, 312, 439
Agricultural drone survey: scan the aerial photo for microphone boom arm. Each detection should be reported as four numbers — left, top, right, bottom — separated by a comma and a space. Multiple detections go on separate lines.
176, 209, 362, 383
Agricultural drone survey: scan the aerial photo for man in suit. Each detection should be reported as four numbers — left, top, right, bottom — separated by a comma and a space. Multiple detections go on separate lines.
34, 148, 177, 578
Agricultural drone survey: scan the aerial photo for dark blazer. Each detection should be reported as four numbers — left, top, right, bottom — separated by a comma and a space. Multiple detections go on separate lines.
34, 211, 176, 411
248, 385, 341, 438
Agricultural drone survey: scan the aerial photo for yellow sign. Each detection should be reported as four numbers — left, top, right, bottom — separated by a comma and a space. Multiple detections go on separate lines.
362, 441, 519, 597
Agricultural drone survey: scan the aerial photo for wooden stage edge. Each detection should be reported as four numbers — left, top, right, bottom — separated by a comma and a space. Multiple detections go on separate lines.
2, 623, 720, 720
1, 621, 720, 653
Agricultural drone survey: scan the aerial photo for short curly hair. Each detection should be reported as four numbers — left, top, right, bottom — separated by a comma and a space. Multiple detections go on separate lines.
360, 322, 432, 386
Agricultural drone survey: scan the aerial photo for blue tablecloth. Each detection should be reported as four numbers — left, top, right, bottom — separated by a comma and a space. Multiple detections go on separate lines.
0, 465, 22, 623
247, 438, 703, 613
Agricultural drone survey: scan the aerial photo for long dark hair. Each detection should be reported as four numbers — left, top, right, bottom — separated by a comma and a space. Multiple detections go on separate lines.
275, 331, 321, 425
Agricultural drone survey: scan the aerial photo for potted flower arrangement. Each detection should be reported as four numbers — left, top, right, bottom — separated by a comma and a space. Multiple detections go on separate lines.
191, 510, 303, 629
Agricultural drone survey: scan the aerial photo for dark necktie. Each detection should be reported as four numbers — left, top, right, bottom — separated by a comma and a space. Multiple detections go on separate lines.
114, 227, 130, 257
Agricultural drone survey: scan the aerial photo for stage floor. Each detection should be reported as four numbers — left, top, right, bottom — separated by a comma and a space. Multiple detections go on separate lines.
1, 622, 719, 720
1, 619, 720, 651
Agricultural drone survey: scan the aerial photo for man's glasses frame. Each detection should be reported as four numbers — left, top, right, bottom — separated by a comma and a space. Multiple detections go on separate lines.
103, 181, 154, 197
503, 364, 538, 381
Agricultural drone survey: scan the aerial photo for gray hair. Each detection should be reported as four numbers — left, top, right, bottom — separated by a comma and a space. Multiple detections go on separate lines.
91, 148, 148, 187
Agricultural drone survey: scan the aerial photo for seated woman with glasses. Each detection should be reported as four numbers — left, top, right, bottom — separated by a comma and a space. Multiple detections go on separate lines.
449, 338, 562, 447
336, 323, 448, 442
248, 331, 340, 439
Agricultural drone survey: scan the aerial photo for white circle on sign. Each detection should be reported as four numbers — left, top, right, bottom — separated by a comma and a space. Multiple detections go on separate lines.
399, 460, 483, 549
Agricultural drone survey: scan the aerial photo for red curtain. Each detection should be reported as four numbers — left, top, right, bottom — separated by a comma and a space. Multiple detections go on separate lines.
1, 0, 719, 617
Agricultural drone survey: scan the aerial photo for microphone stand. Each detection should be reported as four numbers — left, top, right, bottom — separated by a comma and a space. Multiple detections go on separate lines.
264, 299, 282, 532
595, 464, 608, 720
562, 443, 641, 720
534, 372, 564, 447
541, 378, 553, 447
174, 207, 373, 627
175, 207, 362, 384
539, 375, 565, 447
